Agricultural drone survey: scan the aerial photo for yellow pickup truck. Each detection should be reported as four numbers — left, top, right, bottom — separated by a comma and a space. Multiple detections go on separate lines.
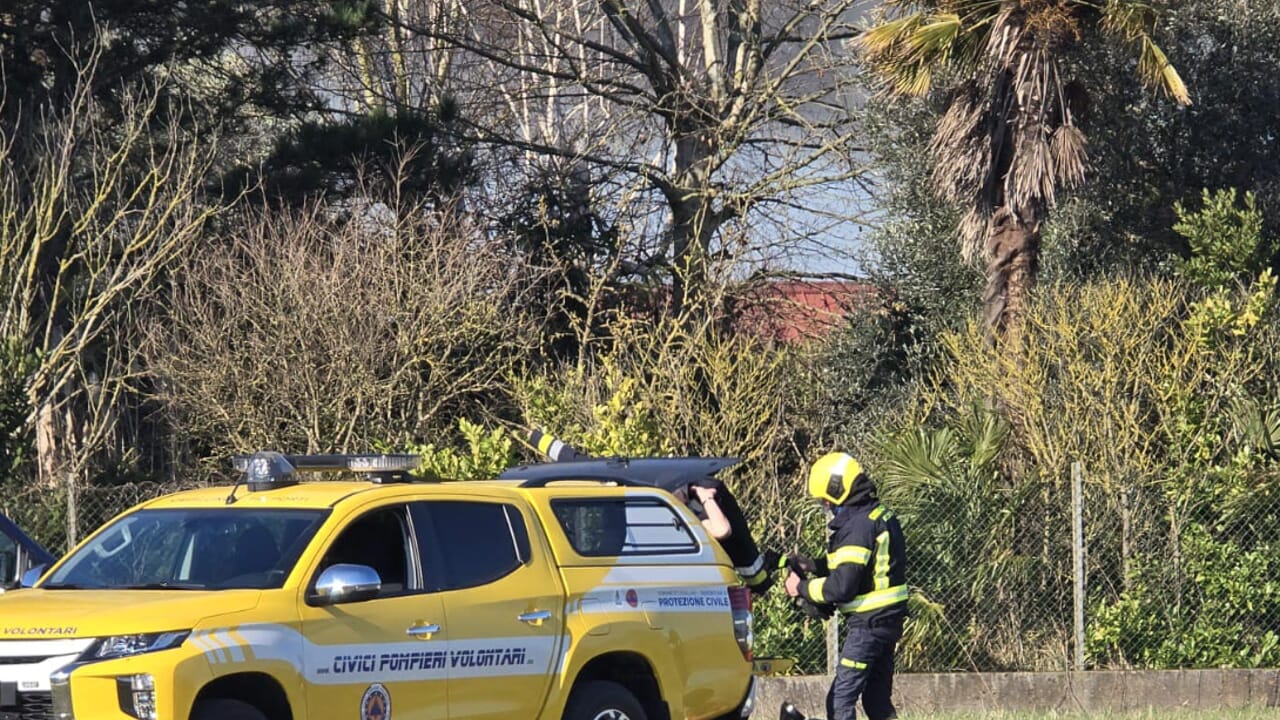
0, 453, 756, 720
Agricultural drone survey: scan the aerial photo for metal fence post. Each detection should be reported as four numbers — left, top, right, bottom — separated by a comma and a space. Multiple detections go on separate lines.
65, 472, 79, 549
1071, 461, 1085, 672
827, 614, 839, 674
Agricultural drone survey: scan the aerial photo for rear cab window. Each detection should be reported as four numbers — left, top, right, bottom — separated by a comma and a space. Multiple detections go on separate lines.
551, 497, 699, 557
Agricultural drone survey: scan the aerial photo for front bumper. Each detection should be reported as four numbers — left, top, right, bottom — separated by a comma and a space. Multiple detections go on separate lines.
46, 650, 210, 720
0, 639, 93, 720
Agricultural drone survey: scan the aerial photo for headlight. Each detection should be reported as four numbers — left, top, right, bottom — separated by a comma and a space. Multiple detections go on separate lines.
86, 632, 190, 660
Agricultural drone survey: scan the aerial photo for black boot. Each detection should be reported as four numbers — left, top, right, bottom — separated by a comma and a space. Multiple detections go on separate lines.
779, 701, 807, 720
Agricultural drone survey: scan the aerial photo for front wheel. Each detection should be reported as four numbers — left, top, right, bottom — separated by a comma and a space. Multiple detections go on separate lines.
191, 698, 269, 720
563, 680, 649, 720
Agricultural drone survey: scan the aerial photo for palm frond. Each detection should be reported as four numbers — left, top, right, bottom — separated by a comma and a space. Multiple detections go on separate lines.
1050, 125, 1087, 188
930, 81, 990, 204
907, 13, 964, 58
1138, 36, 1191, 105
956, 402, 1010, 473
958, 207, 990, 265
951, 11, 995, 73
859, 14, 935, 96
1101, 0, 1191, 105
901, 64, 936, 97
878, 426, 961, 489
859, 15, 925, 57
1007, 123, 1056, 212
861, 12, 986, 97
1229, 396, 1280, 459
987, 3, 1027, 68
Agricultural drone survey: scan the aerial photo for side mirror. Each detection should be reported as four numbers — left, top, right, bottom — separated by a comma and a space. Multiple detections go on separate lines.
20, 564, 46, 589
311, 564, 381, 605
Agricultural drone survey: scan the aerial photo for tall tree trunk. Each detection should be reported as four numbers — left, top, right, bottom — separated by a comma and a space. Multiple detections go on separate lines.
34, 395, 79, 488
29, 197, 75, 489
669, 128, 720, 321
982, 206, 1041, 345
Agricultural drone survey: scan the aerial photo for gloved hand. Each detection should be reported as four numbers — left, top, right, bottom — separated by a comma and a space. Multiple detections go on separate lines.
782, 553, 834, 619
787, 552, 819, 576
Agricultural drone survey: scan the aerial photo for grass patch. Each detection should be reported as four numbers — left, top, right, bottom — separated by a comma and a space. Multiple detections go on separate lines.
921, 711, 1277, 720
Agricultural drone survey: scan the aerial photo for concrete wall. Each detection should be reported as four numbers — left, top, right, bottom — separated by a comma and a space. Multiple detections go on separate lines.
757, 670, 1280, 716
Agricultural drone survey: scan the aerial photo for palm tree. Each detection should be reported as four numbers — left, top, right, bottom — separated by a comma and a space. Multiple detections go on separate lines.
860, 1, 1190, 343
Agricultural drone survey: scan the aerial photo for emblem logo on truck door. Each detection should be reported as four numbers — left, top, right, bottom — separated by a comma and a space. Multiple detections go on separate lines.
361, 682, 391, 720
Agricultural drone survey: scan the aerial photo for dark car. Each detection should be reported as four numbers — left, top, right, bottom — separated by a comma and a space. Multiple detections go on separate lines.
0, 512, 54, 590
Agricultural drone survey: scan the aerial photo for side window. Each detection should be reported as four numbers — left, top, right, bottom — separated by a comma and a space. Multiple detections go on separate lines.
317, 506, 415, 595
552, 498, 698, 557
0, 531, 16, 588
412, 501, 529, 591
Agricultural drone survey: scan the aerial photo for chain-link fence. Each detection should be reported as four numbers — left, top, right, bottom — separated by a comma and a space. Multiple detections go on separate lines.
754, 460, 1280, 674
0, 480, 207, 558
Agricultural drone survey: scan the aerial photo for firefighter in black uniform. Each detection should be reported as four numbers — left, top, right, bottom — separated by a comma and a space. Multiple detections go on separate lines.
526, 428, 781, 595
782, 452, 908, 720
671, 476, 779, 595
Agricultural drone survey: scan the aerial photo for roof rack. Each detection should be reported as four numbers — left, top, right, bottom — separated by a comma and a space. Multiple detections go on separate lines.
499, 457, 739, 491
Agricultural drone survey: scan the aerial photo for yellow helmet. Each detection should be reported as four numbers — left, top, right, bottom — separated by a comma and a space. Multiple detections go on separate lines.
807, 452, 864, 505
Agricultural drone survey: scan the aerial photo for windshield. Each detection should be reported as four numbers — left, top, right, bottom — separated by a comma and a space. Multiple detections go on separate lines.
43, 509, 328, 591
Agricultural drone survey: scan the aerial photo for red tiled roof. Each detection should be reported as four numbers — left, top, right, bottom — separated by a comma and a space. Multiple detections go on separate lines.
731, 280, 876, 342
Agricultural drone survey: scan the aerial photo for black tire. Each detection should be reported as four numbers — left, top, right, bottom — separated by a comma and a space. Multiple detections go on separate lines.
563, 680, 649, 720
191, 698, 270, 720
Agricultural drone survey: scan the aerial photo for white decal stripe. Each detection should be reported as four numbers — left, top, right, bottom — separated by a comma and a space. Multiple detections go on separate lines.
205, 632, 229, 664
229, 625, 301, 672
188, 632, 216, 663
218, 630, 245, 663
601, 566, 726, 584
575, 586, 733, 614
227, 628, 253, 661
227, 624, 560, 685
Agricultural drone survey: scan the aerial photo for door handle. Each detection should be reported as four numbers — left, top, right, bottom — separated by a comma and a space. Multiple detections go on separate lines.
518, 610, 552, 626
406, 623, 441, 638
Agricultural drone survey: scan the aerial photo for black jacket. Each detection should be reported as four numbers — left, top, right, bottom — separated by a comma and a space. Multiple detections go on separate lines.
798, 481, 908, 625
686, 479, 768, 585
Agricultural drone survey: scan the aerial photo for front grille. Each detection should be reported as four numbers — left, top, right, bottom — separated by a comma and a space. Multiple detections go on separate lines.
19, 691, 51, 720
0, 692, 52, 720
0, 658, 49, 666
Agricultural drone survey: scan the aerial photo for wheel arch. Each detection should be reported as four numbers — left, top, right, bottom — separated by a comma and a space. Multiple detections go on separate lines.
192, 672, 293, 720
566, 651, 671, 720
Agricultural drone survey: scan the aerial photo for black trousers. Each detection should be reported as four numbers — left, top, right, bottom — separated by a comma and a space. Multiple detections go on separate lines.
825, 616, 903, 720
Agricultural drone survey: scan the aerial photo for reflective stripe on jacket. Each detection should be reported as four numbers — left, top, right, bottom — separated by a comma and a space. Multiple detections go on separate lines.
799, 499, 908, 623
